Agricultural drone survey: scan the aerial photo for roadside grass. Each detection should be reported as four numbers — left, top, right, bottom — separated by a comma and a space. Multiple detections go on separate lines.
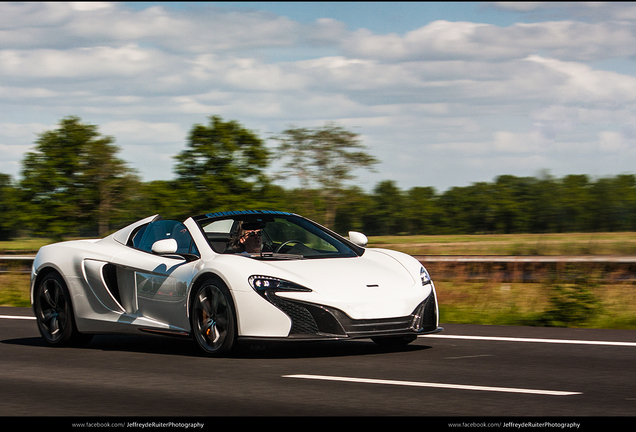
0, 273, 31, 308
436, 279, 636, 330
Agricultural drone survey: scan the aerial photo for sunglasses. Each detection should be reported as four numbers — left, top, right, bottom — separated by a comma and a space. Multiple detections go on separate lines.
241, 230, 262, 239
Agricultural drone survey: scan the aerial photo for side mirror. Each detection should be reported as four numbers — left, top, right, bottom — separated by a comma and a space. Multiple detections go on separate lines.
151, 238, 178, 255
348, 231, 368, 247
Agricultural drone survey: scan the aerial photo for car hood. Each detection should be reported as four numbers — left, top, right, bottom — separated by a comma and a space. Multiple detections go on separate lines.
245, 248, 429, 319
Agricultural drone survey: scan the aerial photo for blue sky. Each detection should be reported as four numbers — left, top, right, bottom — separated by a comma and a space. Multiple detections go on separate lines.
153, 2, 557, 29
1, 2, 636, 193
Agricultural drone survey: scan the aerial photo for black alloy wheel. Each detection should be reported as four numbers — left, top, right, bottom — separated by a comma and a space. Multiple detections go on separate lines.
33, 271, 92, 347
191, 280, 237, 356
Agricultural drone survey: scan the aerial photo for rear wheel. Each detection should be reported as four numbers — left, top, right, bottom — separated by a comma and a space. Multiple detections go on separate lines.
190, 279, 237, 356
33, 271, 93, 347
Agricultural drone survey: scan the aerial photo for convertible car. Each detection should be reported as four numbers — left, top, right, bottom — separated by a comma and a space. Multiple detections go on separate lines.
31, 210, 441, 355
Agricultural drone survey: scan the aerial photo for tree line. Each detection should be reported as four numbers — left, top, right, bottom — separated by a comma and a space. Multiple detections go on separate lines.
1, 115, 636, 241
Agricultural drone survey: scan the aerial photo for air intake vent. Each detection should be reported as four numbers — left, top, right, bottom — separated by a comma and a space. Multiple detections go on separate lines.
265, 291, 438, 339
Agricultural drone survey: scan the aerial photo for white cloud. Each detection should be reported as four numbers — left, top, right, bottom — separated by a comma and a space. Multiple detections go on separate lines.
0, 122, 49, 139
0, 45, 170, 78
190, 54, 307, 91
598, 131, 634, 153
492, 2, 552, 12
69, 2, 114, 12
0, 2, 635, 190
494, 130, 552, 153
342, 19, 636, 63
0, 85, 59, 99
101, 120, 184, 143
525, 55, 636, 105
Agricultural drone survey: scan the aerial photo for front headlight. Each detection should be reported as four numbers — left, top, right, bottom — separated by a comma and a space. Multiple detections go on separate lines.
420, 266, 432, 286
248, 275, 312, 295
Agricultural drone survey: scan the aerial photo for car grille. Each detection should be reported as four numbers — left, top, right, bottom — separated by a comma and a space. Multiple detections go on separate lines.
265, 290, 438, 339
266, 294, 322, 335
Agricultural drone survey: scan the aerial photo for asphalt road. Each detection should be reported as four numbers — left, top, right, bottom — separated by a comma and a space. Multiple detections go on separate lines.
1, 306, 635, 423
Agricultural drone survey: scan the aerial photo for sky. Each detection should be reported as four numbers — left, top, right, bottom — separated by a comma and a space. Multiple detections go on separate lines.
2, 2, 636, 193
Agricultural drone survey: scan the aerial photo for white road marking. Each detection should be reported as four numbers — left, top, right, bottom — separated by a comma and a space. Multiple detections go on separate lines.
445, 354, 493, 360
283, 374, 582, 396
422, 334, 636, 347
0, 313, 624, 397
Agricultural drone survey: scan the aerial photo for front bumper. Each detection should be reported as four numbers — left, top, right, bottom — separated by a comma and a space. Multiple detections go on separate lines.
239, 289, 441, 341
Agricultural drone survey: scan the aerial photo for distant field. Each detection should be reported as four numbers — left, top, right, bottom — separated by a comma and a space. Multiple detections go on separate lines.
368, 232, 636, 256
0, 238, 52, 253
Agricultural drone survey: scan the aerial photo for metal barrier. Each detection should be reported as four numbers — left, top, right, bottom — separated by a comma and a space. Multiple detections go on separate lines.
0, 256, 35, 273
416, 256, 636, 283
2, 255, 636, 281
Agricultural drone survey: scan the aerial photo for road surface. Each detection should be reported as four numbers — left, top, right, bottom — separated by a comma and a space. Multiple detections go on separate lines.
1, 306, 634, 424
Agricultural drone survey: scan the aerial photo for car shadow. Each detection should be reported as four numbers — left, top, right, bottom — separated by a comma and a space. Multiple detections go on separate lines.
233, 339, 433, 359
2, 334, 433, 359
1, 336, 46, 347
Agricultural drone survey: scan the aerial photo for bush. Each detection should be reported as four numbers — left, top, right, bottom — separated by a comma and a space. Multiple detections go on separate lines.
537, 275, 602, 327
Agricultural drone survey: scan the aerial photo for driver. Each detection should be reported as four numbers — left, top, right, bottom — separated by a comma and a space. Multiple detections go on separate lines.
229, 221, 263, 254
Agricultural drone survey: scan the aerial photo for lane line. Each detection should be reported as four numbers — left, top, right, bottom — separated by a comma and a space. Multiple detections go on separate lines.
283, 374, 582, 396
0, 315, 35, 320
445, 354, 493, 360
422, 334, 636, 347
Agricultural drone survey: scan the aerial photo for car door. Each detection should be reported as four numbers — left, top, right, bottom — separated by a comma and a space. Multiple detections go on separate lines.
110, 219, 200, 331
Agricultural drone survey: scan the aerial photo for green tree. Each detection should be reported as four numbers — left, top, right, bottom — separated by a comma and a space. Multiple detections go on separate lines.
0, 173, 21, 240
404, 186, 439, 235
492, 175, 536, 234
333, 186, 373, 235
20, 116, 138, 238
273, 123, 378, 228
174, 116, 270, 214
462, 182, 497, 234
590, 175, 636, 232
363, 180, 404, 236
559, 174, 593, 232
527, 174, 560, 233
82, 135, 140, 236
437, 186, 472, 234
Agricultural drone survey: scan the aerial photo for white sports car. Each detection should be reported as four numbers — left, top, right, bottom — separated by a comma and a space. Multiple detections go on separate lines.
31, 211, 441, 355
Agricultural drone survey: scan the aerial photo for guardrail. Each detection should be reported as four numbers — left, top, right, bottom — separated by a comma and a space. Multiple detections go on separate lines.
415, 255, 636, 263
0, 256, 35, 273
415, 255, 636, 282
3, 255, 636, 281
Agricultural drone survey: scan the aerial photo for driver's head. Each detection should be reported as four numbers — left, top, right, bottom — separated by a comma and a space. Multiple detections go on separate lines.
234, 221, 263, 253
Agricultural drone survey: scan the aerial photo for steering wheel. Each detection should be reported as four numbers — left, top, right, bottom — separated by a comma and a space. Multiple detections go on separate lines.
275, 240, 303, 253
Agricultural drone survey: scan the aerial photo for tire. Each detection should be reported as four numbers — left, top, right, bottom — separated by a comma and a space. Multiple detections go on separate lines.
190, 278, 237, 356
371, 335, 417, 347
33, 271, 93, 347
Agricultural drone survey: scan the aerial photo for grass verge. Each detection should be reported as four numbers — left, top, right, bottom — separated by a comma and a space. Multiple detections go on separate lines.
436, 278, 636, 330
0, 273, 31, 308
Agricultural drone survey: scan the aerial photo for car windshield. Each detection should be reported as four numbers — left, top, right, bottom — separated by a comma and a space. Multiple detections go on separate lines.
195, 211, 361, 260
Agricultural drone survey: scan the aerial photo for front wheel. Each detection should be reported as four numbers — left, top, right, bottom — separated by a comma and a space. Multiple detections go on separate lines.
190, 280, 237, 356
33, 271, 93, 347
